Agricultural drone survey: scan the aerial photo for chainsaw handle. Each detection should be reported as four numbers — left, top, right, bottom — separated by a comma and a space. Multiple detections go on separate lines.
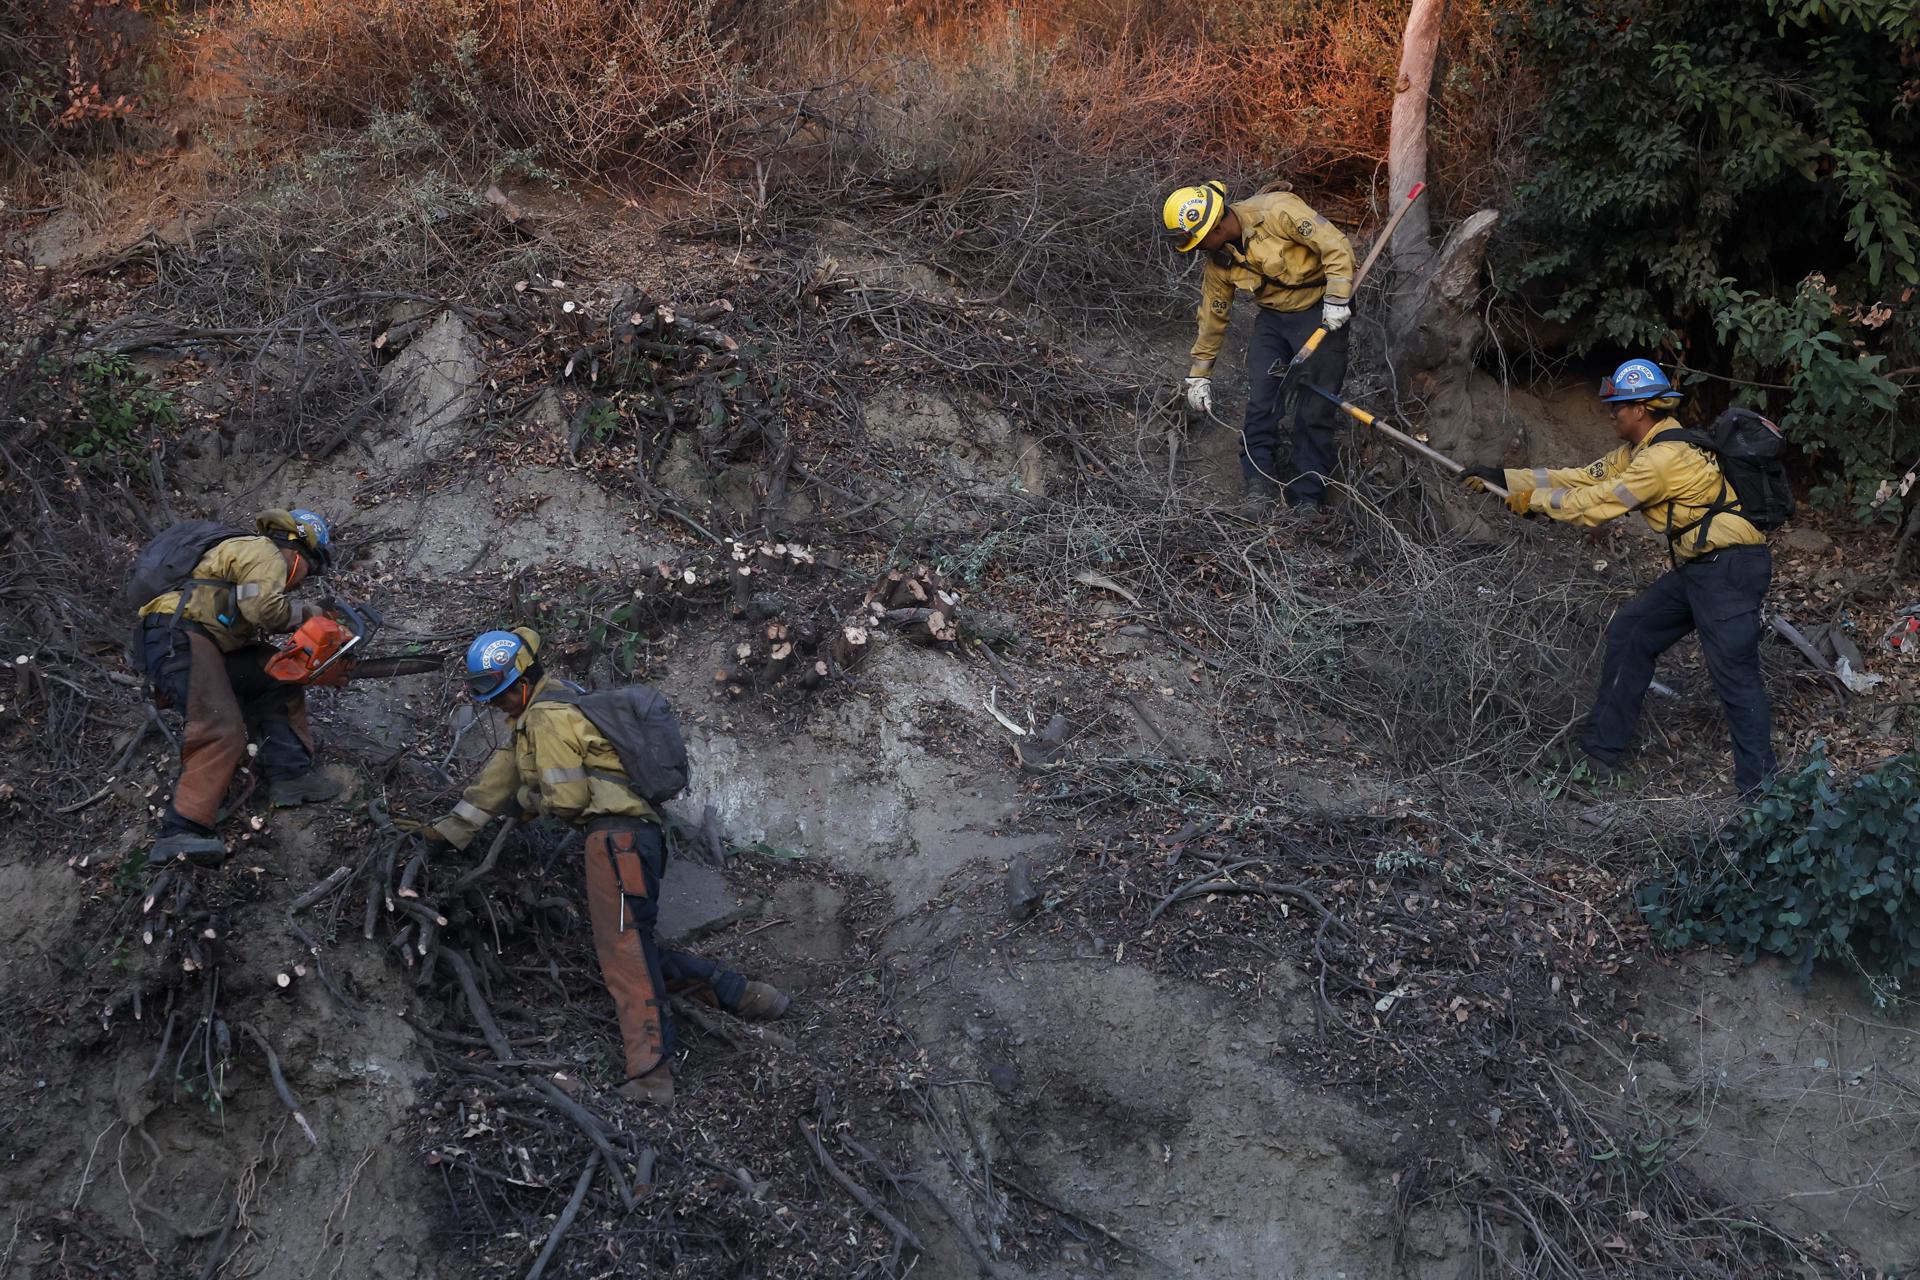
322, 595, 382, 645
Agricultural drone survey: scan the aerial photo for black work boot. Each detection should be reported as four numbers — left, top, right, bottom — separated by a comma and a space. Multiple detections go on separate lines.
733, 981, 791, 1020
1551, 745, 1618, 785
270, 769, 341, 809
1239, 476, 1281, 521
617, 1065, 676, 1106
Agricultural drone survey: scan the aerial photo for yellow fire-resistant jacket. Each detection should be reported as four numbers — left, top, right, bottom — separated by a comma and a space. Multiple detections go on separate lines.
1501, 419, 1766, 561
432, 675, 657, 849
137, 534, 305, 652
1188, 192, 1356, 379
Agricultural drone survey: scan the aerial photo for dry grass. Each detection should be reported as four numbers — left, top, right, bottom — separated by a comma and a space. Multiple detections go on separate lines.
233, 0, 759, 176
212, 0, 1522, 216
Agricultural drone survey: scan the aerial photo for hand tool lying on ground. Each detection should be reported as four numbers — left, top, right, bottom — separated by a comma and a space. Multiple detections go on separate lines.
265, 598, 444, 687
1268, 181, 1427, 396
1303, 384, 1511, 498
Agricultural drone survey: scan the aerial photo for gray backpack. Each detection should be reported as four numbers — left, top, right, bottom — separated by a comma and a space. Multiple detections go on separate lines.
535, 683, 690, 804
125, 520, 247, 613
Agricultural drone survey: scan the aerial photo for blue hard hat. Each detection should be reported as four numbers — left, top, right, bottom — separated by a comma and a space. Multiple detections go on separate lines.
289, 508, 330, 549
289, 508, 331, 568
1599, 358, 1680, 404
465, 629, 529, 703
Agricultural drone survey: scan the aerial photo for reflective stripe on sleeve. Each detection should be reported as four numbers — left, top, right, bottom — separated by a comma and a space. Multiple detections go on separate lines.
1548, 488, 1568, 510
1611, 482, 1643, 511
452, 800, 492, 826
234, 584, 262, 600
1531, 468, 1551, 489
541, 766, 587, 786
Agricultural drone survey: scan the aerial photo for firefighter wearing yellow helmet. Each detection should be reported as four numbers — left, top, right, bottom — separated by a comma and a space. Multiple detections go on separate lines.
1161, 182, 1356, 515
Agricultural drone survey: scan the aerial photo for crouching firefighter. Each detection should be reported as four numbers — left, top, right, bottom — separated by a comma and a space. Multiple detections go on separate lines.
1460, 359, 1787, 795
417, 628, 790, 1105
130, 509, 343, 866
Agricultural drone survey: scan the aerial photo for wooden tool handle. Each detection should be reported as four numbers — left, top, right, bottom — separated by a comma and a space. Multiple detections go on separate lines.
1352, 181, 1427, 292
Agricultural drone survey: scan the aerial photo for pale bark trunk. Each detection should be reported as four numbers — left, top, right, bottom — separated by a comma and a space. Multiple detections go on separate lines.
1388, 0, 1447, 269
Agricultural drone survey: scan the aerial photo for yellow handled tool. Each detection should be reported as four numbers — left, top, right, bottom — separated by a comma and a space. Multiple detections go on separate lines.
1304, 384, 1510, 499
1270, 182, 1428, 395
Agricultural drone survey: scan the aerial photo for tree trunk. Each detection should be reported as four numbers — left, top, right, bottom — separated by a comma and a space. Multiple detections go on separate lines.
1386, 209, 1504, 468
1388, 0, 1446, 271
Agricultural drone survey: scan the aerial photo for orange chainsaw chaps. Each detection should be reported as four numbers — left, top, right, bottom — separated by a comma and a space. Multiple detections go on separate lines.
265, 616, 354, 687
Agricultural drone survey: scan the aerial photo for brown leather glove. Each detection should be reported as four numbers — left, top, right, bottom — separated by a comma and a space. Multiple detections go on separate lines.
1460, 465, 1505, 493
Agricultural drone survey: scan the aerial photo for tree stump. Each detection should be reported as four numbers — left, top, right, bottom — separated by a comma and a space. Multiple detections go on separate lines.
1385, 209, 1503, 469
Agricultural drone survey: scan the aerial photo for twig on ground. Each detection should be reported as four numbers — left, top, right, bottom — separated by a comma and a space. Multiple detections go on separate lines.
801, 1119, 923, 1256
523, 1152, 600, 1280
238, 1023, 317, 1146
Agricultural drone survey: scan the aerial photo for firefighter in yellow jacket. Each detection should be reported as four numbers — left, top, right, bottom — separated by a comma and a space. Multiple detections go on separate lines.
1162, 181, 1356, 513
136, 510, 341, 866
419, 627, 789, 1105
1461, 359, 1777, 794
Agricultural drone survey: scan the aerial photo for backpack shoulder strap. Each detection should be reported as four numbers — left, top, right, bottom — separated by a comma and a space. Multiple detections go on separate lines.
1644, 429, 1738, 556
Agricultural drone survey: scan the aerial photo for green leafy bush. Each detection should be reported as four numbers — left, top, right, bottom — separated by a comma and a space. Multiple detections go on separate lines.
1636, 746, 1920, 1007
62, 352, 179, 470
1499, 0, 1920, 515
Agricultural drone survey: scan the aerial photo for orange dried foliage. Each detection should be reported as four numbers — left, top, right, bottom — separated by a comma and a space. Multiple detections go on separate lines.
224, 0, 1521, 209
806, 0, 1514, 211
238, 0, 750, 173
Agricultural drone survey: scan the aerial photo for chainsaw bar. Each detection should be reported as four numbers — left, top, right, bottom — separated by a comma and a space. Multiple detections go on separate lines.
348, 655, 445, 680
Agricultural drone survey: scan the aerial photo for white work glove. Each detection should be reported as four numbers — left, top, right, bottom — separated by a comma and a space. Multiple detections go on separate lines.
1184, 376, 1213, 414
1321, 300, 1352, 332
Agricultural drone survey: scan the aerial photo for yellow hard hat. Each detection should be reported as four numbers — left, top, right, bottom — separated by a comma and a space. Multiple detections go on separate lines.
1161, 182, 1228, 253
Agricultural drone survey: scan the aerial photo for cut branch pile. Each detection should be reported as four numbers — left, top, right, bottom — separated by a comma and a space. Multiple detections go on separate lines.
861, 562, 966, 648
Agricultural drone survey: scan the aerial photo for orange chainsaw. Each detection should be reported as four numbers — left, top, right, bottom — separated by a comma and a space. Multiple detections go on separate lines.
265, 599, 443, 688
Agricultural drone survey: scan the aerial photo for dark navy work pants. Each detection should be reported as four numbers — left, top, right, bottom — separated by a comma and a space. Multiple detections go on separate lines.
1580, 545, 1777, 794
1243, 306, 1350, 507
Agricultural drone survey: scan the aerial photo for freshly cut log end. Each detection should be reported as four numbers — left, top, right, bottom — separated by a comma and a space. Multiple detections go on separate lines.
831, 623, 871, 671
763, 642, 794, 684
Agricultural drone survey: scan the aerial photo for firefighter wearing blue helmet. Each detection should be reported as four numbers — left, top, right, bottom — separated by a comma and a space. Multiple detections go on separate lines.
419, 627, 791, 1106
1460, 359, 1778, 794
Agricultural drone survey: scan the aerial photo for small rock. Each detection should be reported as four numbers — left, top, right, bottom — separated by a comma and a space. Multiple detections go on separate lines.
988, 1062, 1018, 1095
1006, 854, 1039, 921
656, 863, 743, 946
1780, 526, 1833, 554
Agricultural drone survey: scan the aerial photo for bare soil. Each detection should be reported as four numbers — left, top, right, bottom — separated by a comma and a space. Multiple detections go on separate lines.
0, 165, 1911, 1280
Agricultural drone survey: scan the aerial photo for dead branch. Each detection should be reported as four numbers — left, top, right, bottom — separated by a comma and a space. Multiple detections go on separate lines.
451, 818, 519, 894
524, 1151, 600, 1280
441, 948, 516, 1063
801, 1120, 923, 1256
290, 865, 354, 915
238, 1023, 317, 1146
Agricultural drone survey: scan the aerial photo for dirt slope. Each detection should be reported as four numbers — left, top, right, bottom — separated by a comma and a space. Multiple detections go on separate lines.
0, 186, 1908, 1280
